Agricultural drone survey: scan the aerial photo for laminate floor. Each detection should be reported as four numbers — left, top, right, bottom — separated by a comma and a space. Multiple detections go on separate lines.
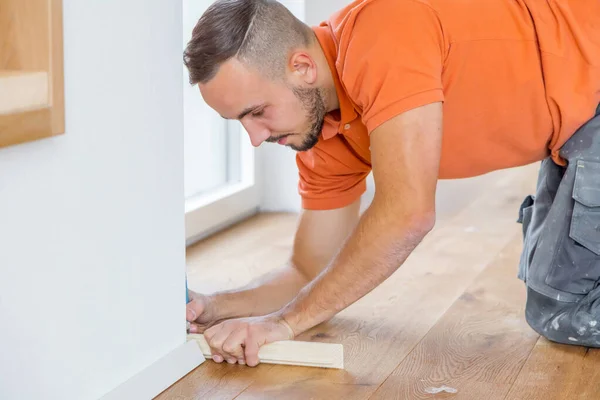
158, 164, 600, 399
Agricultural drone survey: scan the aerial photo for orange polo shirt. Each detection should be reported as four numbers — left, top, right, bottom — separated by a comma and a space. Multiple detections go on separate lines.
297, 0, 600, 210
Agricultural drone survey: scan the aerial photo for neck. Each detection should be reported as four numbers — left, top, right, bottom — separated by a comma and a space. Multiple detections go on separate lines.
310, 40, 339, 113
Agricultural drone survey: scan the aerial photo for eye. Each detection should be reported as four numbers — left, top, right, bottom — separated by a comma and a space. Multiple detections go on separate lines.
251, 109, 265, 117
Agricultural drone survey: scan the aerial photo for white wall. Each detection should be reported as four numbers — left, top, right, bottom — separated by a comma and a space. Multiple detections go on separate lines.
0, 2, 186, 399
305, 0, 352, 25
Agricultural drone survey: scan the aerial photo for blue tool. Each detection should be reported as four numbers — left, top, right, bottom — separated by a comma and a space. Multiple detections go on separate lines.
186, 276, 190, 304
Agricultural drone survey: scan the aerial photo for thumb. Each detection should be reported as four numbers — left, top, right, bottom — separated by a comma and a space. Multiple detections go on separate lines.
186, 290, 204, 322
186, 296, 205, 322
186, 302, 198, 322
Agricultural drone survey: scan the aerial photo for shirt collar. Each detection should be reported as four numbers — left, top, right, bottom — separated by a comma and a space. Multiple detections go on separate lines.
312, 25, 358, 140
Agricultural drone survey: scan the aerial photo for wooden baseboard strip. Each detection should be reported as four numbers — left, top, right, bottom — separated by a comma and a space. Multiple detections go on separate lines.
187, 334, 344, 369
99, 340, 206, 400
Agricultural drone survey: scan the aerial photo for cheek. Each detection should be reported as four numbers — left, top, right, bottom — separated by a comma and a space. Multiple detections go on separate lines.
269, 102, 308, 131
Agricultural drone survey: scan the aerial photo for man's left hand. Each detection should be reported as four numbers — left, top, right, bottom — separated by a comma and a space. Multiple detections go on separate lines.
203, 314, 295, 367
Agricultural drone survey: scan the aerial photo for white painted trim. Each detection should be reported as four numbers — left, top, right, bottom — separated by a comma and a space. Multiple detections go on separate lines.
185, 182, 260, 245
99, 340, 205, 400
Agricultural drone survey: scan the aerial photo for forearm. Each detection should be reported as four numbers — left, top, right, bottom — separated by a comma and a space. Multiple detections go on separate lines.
210, 262, 311, 320
210, 203, 361, 322
280, 201, 434, 335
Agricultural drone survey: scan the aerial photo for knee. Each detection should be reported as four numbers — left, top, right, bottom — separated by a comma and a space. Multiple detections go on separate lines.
524, 287, 600, 347
524, 287, 579, 345
524, 287, 559, 337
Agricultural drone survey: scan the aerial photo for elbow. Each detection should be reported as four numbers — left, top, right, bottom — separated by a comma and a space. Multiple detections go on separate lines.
289, 256, 320, 283
388, 204, 436, 240
373, 204, 436, 242
371, 195, 436, 239
406, 210, 436, 238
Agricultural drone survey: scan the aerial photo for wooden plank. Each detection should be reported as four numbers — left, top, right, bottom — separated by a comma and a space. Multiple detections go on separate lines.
226, 166, 540, 399
0, 70, 49, 114
369, 234, 539, 399
187, 334, 344, 369
505, 338, 600, 400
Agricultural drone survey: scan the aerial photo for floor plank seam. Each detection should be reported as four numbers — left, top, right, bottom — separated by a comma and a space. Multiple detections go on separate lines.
229, 380, 258, 400
583, 347, 591, 359
364, 354, 412, 400
502, 335, 541, 400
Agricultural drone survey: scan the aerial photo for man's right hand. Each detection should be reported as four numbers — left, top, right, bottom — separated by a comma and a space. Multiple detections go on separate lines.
186, 290, 220, 333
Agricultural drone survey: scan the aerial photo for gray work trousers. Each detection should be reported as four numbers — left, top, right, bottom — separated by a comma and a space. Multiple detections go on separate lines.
518, 103, 600, 346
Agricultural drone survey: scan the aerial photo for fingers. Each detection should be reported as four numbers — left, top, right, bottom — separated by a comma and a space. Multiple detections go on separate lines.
204, 324, 227, 363
222, 328, 248, 363
244, 334, 261, 367
212, 327, 261, 367
202, 317, 287, 367
204, 324, 240, 365
205, 322, 254, 366
208, 325, 248, 364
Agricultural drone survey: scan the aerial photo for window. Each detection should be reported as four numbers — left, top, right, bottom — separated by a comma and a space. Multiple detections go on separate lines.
183, 0, 260, 245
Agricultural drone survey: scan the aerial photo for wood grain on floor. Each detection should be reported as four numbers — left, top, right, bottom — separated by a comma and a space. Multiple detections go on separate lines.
369, 236, 539, 400
157, 164, 600, 400
504, 338, 600, 400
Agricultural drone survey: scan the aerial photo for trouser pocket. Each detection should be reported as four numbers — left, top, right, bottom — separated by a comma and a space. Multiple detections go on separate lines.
544, 159, 600, 295
517, 195, 535, 282
518, 195, 535, 237
570, 160, 600, 256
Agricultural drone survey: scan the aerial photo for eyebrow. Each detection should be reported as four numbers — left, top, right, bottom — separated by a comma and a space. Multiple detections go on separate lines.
221, 104, 265, 120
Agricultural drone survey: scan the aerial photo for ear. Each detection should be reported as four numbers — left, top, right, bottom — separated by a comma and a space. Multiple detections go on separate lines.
289, 52, 318, 85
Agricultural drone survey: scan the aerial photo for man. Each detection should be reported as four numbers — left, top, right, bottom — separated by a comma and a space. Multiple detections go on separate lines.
183, 0, 600, 367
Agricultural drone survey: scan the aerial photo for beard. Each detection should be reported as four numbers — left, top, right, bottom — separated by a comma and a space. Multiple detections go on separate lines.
265, 86, 326, 152
290, 87, 326, 151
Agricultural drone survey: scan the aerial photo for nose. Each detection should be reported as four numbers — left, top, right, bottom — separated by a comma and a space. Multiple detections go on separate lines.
241, 120, 271, 147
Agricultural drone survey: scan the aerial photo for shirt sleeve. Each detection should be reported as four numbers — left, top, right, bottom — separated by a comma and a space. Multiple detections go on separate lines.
340, 0, 447, 133
296, 135, 371, 210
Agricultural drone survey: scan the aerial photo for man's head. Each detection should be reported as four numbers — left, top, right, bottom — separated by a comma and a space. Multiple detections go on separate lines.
183, 0, 333, 151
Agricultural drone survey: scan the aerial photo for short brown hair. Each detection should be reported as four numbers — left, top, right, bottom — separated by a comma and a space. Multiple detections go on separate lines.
183, 0, 313, 85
